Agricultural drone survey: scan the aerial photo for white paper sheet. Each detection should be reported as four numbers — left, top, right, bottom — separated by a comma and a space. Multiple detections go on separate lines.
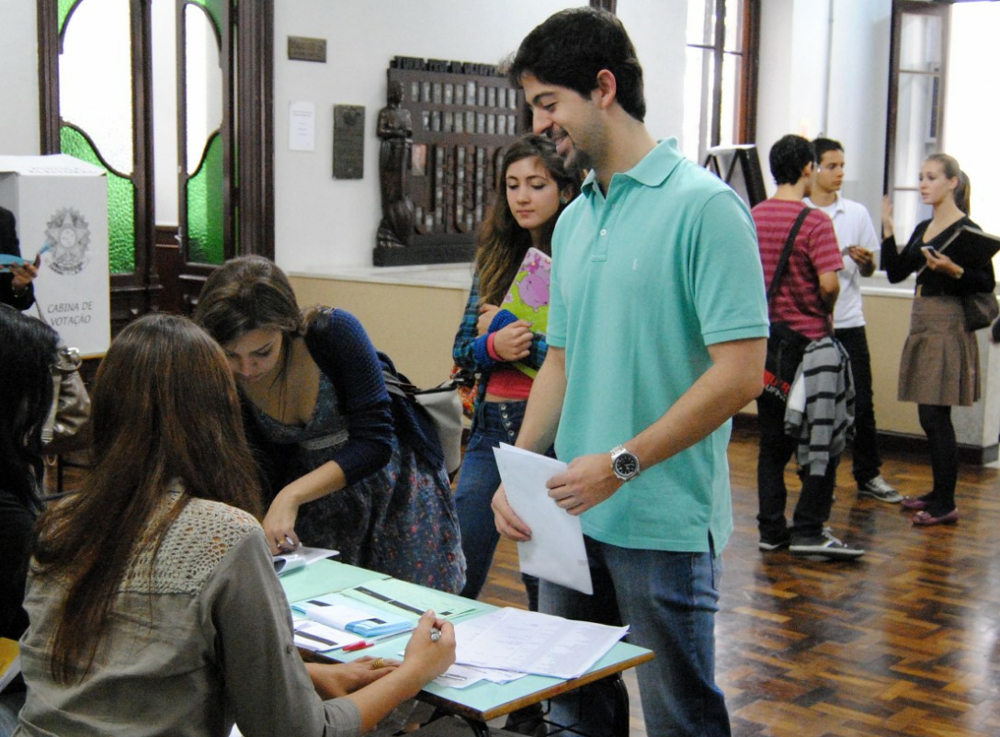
290, 617, 365, 652
273, 546, 338, 576
455, 607, 628, 680
492, 444, 592, 595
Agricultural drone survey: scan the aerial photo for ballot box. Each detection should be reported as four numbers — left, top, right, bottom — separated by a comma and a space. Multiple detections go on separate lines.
0, 154, 110, 356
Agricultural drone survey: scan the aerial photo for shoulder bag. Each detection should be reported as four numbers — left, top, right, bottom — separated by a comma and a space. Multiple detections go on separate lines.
34, 304, 91, 453
762, 207, 815, 402
961, 291, 999, 332
382, 370, 464, 477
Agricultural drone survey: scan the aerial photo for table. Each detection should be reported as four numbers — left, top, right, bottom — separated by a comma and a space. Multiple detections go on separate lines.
279, 560, 654, 737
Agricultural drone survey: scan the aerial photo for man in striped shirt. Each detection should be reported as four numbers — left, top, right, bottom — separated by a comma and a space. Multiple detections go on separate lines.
753, 134, 864, 560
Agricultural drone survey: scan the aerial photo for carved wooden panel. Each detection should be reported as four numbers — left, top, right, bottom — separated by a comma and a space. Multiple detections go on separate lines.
374, 57, 525, 266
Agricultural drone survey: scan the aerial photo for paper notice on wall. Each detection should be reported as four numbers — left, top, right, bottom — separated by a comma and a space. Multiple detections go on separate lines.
289, 101, 316, 151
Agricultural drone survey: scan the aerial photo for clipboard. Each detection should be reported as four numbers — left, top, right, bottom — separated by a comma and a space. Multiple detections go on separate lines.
936, 226, 1000, 268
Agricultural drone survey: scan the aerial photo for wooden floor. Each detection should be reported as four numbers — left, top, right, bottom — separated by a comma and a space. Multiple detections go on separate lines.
478, 425, 1000, 737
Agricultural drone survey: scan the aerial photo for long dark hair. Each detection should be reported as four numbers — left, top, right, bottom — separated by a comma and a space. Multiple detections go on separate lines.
0, 304, 58, 510
194, 255, 304, 384
32, 313, 263, 682
476, 134, 578, 305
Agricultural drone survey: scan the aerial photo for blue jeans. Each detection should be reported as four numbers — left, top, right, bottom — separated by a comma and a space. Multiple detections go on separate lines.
541, 536, 731, 737
454, 400, 539, 608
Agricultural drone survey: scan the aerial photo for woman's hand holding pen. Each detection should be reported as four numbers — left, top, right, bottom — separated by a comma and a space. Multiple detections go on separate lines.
401, 610, 455, 684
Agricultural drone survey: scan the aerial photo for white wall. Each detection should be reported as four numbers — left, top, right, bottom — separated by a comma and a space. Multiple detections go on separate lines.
0, 0, 41, 154
272, 0, 686, 272
756, 0, 892, 223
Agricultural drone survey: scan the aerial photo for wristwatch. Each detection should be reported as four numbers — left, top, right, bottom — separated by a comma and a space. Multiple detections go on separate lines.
610, 445, 641, 482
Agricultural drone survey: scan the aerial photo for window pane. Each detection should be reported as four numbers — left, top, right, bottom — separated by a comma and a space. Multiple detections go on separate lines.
721, 53, 741, 147
686, 0, 715, 46
894, 72, 939, 186
724, 0, 743, 53
682, 46, 713, 161
899, 13, 942, 70
185, 4, 223, 173
60, 125, 135, 274
186, 132, 225, 265
59, 0, 133, 175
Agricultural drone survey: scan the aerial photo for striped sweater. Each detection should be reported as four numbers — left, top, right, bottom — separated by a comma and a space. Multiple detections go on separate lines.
784, 337, 855, 476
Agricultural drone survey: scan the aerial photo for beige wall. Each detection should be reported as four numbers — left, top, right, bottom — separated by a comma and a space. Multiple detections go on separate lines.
290, 274, 999, 455
289, 274, 469, 389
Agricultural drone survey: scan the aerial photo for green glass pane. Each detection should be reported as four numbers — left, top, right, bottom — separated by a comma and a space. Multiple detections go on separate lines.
190, 0, 224, 35
60, 125, 135, 273
186, 133, 224, 264
58, 0, 79, 34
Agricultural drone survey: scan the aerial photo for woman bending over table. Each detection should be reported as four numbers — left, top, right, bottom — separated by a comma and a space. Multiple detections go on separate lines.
196, 256, 465, 592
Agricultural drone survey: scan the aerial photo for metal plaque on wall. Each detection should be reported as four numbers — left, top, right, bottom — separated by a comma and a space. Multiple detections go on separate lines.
333, 105, 365, 179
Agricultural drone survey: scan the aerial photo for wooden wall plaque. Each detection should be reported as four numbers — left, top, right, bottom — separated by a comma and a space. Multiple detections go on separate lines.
333, 105, 365, 179
374, 56, 526, 266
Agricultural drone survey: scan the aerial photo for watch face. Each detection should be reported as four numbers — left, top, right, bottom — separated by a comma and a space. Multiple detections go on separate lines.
614, 452, 639, 478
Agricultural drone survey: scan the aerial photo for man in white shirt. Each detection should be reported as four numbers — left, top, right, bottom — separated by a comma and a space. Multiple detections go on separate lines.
806, 137, 901, 503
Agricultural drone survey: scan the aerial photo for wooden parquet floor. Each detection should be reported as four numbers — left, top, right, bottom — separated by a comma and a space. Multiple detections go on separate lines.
479, 425, 1000, 737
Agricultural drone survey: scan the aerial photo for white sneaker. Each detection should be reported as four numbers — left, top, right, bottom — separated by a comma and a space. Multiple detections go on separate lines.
858, 476, 902, 503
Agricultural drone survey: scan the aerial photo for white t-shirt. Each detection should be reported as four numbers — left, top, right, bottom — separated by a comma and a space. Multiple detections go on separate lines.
805, 194, 880, 329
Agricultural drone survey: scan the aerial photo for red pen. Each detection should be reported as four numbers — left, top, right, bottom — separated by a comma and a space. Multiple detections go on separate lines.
342, 640, 374, 652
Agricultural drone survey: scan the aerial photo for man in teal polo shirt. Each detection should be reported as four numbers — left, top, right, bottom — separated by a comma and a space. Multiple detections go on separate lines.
491, 8, 769, 737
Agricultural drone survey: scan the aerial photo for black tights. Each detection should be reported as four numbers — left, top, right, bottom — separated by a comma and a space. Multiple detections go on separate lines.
917, 404, 958, 515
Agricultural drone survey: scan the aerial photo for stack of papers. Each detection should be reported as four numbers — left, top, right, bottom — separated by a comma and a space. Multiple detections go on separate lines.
293, 592, 413, 638
446, 608, 628, 681
291, 618, 366, 652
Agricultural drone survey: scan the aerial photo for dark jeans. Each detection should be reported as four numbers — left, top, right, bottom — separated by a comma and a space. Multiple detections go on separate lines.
756, 391, 839, 540
835, 326, 882, 484
918, 404, 958, 515
541, 536, 730, 737
454, 400, 539, 609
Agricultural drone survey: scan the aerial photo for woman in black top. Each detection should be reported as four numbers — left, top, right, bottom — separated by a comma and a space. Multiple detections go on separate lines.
0, 304, 58, 734
881, 154, 995, 525
0, 305, 58, 640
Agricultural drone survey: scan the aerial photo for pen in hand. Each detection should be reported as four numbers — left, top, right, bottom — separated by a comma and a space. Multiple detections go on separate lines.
430, 627, 441, 643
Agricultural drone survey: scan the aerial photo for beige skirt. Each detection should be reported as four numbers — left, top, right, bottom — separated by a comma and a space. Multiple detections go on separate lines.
898, 295, 979, 406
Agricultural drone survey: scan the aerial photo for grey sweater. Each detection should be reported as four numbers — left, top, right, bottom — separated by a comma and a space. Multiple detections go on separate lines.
15, 491, 361, 737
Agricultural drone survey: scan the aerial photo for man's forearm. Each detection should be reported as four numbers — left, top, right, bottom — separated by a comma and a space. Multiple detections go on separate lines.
626, 338, 765, 471
514, 346, 567, 454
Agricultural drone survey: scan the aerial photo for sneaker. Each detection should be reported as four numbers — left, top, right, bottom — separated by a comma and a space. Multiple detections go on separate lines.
759, 532, 791, 551
858, 476, 903, 503
789, 530, 865, 560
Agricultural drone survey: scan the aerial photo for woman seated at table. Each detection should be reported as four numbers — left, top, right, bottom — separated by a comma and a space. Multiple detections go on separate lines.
195, 256, 465, 592
15, 313, 455, 737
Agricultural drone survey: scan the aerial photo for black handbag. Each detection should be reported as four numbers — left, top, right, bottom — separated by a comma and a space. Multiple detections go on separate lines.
961, 291, 998, 332
762, 208, 814, 402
